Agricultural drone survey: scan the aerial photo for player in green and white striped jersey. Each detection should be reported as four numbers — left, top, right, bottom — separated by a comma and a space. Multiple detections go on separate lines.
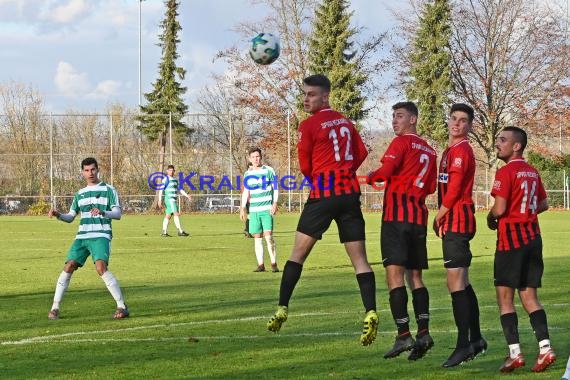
240, 148, 279, 272
47, 157, 129, 320
158, 165, 191, 237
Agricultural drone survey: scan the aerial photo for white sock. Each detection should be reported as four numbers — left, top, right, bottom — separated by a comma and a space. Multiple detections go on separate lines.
162, 217, 169, 232
51, 271, 72, 310
563, 354, 570, 379
101, 271, 126, 309
254, 237, 264, 265
538, 339, 551, 355
173, 215, 183, 232
508, 343, 521, 358
265, 235, 276, 265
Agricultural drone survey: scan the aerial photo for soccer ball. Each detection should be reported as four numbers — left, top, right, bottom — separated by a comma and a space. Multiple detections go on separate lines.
249, 33, 280, 65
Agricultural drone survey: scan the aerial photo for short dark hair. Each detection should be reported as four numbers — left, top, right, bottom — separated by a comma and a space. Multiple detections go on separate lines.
248, 147, 262, 157
303, 74, 331, 92
81, 157, 98, 169
502, 126, 528, 152
167, 164, 175, 170
392, 101, 418, 117
450, 103, 474, 123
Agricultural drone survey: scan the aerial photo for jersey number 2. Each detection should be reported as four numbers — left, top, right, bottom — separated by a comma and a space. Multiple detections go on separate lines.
329, 127, 353, 162
415, 154, 430, 189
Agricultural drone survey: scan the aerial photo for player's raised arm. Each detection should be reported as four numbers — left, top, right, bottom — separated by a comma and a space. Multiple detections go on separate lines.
48, 208, 76, 223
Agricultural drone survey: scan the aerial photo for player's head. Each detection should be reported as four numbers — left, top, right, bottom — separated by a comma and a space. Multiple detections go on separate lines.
303, 74, 331, 114
391, 101, 418, 135
248, 147, 262, 167
81, 157, 99, 184
495, 126, 528, 162
81, 157, 98, 170
447, 103, 474, 138
450, 103, 474, 123
166, 164, 175, 176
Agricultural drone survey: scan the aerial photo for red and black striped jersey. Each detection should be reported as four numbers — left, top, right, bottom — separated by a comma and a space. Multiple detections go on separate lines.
438, 139, 476, 234
369, 134, 437, 225
297, 108, 368, 199
491, 159, 546, 251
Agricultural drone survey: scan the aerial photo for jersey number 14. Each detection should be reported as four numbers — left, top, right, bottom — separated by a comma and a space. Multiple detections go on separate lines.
520, 180, 538, 214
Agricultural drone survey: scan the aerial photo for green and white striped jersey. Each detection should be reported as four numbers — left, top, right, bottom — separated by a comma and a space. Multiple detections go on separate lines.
243, 165, 278, 213
164, 175, 179, 201
69, 182, 120, 240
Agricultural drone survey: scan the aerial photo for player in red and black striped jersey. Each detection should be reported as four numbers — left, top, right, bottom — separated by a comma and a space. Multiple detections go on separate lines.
436, 140, 476, 234
487, 127, 555, 373
434, 103, 486, 368
297, 91, 368, 199
267, 74, 379, 346
367, 101, 437, 360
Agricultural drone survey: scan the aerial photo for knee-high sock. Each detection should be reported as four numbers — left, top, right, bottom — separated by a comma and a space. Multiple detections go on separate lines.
389, 286, 410, 336
101, 271, 126, 309
529, 309, 550, 342
51, 271, 72, 310
173, 215, 183, 231
356, 271, 376, 312
254, 238, 264, 265
278, 260, 303, 307
412, 287, 430, 336
162, 217, 169, 232
500, 312, 519, 345
465, 284, 482, 341
265, 235, 276, 264
451, 290, 470, 348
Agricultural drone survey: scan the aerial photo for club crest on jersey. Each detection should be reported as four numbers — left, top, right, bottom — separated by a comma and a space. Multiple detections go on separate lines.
438, 173, 449, 183
453, 157, 463, 168
493, 180, 501, 191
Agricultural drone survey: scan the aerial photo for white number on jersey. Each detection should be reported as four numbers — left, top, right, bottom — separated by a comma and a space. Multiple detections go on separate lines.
520, 180, 537, 214
415, 153, 430, 189
329, 127, 353, 162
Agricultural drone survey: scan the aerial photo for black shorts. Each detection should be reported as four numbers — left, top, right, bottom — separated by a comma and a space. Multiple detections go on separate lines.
297, 193, 365, 243
494, 236, 543, 289
442, 232, 474, 268
381, 221, 428, 269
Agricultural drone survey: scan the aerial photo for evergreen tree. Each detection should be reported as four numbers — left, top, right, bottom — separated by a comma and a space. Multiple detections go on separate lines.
406, 0, 452, 146
308, 0, 367, 122
138, 0, 188, 147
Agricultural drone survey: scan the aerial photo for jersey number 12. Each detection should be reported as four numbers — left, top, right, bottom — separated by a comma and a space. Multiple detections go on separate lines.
329, 127, 353, 162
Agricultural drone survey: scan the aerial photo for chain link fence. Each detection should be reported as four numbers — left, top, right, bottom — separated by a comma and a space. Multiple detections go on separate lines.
1, 113, 568, 214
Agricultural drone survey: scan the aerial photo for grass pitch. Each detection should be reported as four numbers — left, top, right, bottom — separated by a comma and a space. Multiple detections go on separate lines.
0, 211, 569, 379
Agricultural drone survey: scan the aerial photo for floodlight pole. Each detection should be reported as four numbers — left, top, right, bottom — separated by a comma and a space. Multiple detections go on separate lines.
138, 0, 144, 107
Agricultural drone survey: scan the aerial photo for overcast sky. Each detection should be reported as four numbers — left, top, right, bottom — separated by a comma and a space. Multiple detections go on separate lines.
0, 0, 400, 114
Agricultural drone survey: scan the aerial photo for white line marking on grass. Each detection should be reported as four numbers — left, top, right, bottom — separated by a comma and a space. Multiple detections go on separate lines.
5, 303, 570, 346
3, 305, 569, 346
1, 313, 328, 346
4, 326, 568, 345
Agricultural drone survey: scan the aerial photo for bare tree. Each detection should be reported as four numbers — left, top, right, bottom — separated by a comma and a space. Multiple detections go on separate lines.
0, 81, 47, 196
449, 0, 569, 166
212, 0, 389, 176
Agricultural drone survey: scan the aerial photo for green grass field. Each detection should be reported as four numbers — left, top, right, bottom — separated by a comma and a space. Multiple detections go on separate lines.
1, 212, 569, 379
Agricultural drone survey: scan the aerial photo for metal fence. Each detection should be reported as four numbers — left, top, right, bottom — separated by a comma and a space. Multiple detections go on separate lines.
1, 112, 568, 214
